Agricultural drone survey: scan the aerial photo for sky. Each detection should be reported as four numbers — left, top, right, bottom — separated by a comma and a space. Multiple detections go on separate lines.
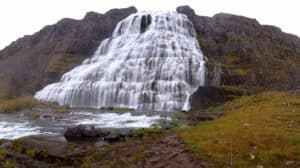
0, 0, 300, 50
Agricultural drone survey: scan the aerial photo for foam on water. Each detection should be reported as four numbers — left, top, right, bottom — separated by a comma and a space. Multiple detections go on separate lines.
0, 112, 170, 140
70, 112, 171, 128
0, 121, 41, 140
35, 11, 206, 112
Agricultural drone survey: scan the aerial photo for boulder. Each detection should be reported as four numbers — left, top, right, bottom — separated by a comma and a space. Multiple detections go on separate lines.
196, 114, 218, 121
189, 86, 244, 110
104, 132, 126, 143
64, 125, 98, 139
106, 107, 114, 110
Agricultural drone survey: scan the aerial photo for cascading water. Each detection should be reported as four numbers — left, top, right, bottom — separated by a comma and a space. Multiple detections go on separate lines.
35, 11, 206, 111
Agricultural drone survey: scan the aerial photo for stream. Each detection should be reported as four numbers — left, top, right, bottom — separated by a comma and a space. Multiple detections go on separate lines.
0, 110, 173, 140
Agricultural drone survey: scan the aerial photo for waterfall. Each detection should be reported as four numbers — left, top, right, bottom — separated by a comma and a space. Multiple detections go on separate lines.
35, 11, 206, 112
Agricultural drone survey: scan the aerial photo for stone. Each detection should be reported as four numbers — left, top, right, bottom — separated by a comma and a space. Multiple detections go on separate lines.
106, 107, 114, 110
189, 86, 243, 110
102, 129, 133, 143
104, 132, 126, 143
285, 160, 294, 166
196, 114, 217, 121
64, 125, 98, 139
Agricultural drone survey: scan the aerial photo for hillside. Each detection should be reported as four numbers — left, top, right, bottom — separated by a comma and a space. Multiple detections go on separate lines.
0, 5, 299, 101
0, 5, 299, 168
0, 6, 137, 99
177, 6, 300, 92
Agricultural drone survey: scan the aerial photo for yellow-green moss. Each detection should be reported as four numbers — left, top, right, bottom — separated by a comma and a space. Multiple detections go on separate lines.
47, 54, 83, 74
25, 148, 37, 158
11, 140, 24, 153
0, 148, 7, 161
180, 91, 300, 167
2, 159, 16, 168
0, 96, 39, 113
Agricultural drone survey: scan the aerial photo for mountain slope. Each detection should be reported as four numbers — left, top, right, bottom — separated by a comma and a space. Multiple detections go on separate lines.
0, 6, 137, 99
177, 6, 300, 91
0, 6, 299, 100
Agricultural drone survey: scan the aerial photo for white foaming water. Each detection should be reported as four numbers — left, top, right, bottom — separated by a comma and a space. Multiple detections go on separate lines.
0, 121, 41, 140
35, 11, 206, 111
70, 112, 170, 128
0, 112, 170, 140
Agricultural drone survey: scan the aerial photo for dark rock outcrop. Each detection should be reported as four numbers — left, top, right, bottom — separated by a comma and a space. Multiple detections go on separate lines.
64, 125, 99, 139
0, 6, 137, 99
189, 86, 244, 110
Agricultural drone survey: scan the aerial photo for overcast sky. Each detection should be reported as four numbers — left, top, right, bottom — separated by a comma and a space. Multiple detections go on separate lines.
0, 0, 299, 50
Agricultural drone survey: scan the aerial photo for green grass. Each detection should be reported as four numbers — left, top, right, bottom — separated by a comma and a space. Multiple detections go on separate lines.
0, 148, 7, 161
0, 96, 40, 113
180, 91, 300, 167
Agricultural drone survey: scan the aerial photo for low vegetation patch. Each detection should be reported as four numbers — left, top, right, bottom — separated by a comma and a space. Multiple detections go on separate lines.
0, 96, 40, 113
180, 91, 300, 167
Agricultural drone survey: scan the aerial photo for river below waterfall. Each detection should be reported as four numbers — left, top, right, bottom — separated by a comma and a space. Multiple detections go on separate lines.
0, 109, 174, 140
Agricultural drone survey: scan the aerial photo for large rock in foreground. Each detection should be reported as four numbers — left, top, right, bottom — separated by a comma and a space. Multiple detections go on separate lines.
64, 125, 99, 139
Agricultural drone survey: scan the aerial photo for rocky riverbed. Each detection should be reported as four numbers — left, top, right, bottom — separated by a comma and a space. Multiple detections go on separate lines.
0, 107, 176, 140
0, 105, 196, 168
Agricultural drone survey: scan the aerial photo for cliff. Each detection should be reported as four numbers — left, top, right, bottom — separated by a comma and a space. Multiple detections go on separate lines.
0, 5, 299, 100
0, 6, 137, 98
177, 6, 300, 91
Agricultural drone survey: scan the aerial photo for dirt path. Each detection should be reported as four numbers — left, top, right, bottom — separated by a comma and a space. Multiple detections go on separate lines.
1, 133, 208, 168
143, 134, 207, 168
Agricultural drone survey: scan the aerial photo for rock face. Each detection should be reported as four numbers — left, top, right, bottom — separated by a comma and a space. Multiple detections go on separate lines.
0, 5, 299, 101
0, 6, 137, 99
34, 11, 206, 111
189, 86, 243, 110
177, 6, 300, 91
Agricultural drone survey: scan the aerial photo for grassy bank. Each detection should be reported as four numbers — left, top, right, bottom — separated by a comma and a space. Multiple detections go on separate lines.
180, 91, 300, 167
0, 96, 40, 113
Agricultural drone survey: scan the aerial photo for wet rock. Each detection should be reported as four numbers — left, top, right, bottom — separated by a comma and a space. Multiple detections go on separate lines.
100, 107, 114, 110
189, 86, 244, 110
13, 137, 70, 160
196, 114, 218, 121
82, 126, 98, 138
107, 107, 114, 110
104, 132, 126, 142
0, 139, 11, 148
64, 125, 98, 139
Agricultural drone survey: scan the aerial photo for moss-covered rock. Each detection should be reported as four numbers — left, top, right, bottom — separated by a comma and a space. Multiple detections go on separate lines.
0, 96, 40, 113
